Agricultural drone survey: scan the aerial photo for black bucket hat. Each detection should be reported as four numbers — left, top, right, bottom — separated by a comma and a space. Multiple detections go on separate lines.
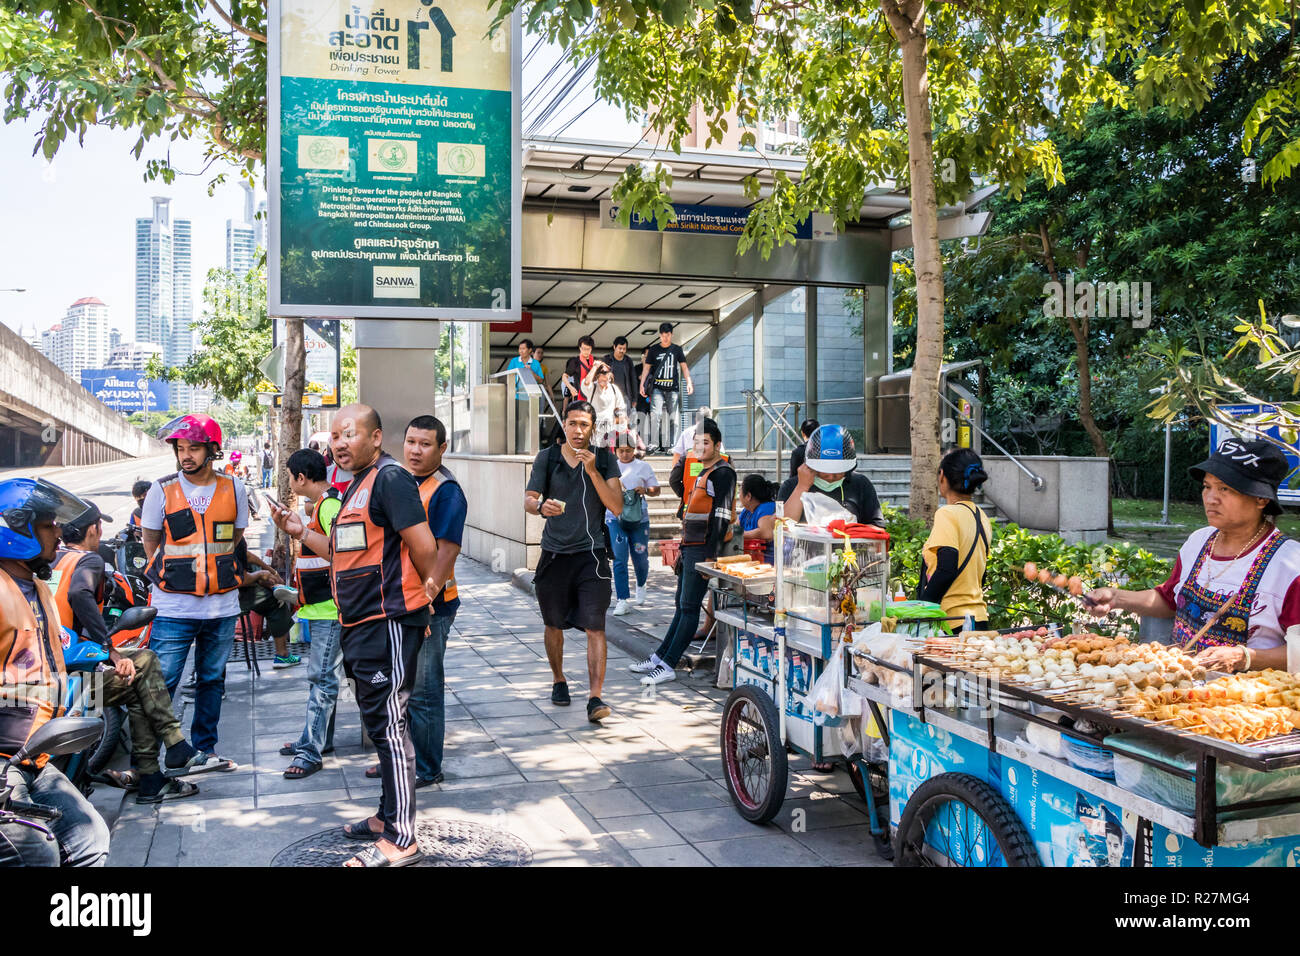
1189, 437, 1288, 516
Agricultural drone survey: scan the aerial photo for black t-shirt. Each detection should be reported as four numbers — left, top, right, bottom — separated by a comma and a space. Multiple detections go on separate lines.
789, 442, 807, 478
602, 353, 637, 410
345, 456, 431, 627
647, 343, 687, 392
526, 445, 621, 555
776, 472, 883, 526
564, 355, 596, 402
632, 363, 651, 411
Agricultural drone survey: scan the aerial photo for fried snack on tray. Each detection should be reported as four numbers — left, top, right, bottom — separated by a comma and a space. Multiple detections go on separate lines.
1124, 697, 1300, 743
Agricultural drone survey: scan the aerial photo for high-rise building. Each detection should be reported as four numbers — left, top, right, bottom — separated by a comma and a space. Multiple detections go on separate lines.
40, 297, 112, 380
225, 183, 260, 275
107, 341, 164, 370
135, 197, 196, 409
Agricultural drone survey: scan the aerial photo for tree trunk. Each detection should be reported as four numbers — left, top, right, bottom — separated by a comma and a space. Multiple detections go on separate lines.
884, 0, 943, 522
275, 318, 306, 563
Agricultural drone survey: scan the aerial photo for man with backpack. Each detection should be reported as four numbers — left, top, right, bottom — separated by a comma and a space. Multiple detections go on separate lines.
261, 442, 274, 489
523, 401, 625, 722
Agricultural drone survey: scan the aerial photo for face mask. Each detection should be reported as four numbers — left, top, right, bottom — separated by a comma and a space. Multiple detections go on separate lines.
813, 476, 844, 493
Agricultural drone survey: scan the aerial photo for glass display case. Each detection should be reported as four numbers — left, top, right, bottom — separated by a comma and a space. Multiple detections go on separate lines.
778, 525, 890, 656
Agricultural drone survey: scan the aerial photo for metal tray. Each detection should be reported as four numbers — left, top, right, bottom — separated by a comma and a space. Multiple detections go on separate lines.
697, 561, 777, 596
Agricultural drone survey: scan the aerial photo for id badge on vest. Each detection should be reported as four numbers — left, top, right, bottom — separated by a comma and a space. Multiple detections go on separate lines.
212, 522, 235, 542
335, 522, 368, 552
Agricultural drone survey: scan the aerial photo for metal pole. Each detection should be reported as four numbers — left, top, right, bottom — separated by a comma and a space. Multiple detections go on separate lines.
1159, 419, 1172, 525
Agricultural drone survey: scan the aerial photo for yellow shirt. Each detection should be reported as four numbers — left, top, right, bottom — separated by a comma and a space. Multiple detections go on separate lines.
922, 501, 992, 624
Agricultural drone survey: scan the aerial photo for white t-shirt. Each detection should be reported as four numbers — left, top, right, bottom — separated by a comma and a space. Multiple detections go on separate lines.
143, 472, 250, 620
672, 423, 699, 458
1156, 526, 1300, 649
606, 458, 659, 521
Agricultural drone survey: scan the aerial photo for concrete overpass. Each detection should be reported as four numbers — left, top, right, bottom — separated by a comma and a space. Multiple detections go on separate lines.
0, 322, 163, 467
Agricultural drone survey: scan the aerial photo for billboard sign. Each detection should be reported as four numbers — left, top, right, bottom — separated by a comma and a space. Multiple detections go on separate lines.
272, 319, 342, 408
81, 370, 170, 414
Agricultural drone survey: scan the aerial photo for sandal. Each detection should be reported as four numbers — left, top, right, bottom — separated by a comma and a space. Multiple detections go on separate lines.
364, 763, 381, 779
284, 760, 322, 780
92, 768, 140, 791
164, 751, 238, 777
342, 843, 424, 868
136, 778, 200, 805
341, 819, 381, 841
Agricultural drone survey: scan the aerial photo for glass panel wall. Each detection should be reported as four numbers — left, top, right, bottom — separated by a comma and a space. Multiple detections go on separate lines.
760, 286, 806, 448
816, 288, 866, 448
716, 316, 753, 451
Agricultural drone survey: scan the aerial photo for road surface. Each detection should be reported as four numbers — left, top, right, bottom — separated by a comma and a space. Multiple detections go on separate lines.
2, 454, 183, 524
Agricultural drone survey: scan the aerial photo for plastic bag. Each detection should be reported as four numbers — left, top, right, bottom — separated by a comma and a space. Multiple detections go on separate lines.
810, 638, 861, 722
800, 491, 854, 528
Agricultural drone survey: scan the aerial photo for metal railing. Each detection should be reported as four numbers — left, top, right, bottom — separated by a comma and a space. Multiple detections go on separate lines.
742, 388, 802, 452
939, 392, 1045, 490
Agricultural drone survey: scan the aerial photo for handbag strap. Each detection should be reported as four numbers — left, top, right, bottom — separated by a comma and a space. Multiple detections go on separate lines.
954, 502, 990, 582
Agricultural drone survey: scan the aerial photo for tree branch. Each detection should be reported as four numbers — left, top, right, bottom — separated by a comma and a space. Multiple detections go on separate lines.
208, 0, 268, 44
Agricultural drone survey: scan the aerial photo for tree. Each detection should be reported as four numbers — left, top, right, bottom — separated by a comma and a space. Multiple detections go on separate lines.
492, 0, 1290, 519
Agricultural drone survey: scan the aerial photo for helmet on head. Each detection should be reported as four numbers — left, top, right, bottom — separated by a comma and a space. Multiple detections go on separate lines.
805, 424, 857, 474
230, 451, 243, 463
0, 478, 93, 561
158, 414, 224, 460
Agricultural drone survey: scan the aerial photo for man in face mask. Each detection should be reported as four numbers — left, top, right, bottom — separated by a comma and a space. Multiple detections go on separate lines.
776, 424, 883, 526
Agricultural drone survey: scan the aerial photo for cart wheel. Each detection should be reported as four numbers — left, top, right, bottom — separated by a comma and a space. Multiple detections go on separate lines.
720, 685, 788, 824
895, 772, 1040, 867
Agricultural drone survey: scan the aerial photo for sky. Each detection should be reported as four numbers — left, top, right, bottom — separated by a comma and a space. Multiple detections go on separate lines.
0, 41, 640, 340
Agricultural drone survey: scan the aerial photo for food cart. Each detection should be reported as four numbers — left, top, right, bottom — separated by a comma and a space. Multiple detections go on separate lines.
712, 522, 1300, 866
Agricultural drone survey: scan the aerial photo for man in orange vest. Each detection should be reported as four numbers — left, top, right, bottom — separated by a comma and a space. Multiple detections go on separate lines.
142, 413, 266, 765
0, 477, 111, 866
52, 500, 232, 801
270, 403, 441, 868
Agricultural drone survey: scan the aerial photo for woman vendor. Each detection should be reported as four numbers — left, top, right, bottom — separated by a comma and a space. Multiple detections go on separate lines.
919, 449, 993, 628
1088, 439, 1300, 672
738, 474, 778, 564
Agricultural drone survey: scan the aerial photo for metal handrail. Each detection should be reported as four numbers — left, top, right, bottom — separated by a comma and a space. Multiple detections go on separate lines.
742, 388, 803, 449
939, 392, 1045, 490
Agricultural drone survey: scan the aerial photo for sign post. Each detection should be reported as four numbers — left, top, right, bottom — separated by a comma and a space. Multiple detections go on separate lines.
268, 0, 520, 321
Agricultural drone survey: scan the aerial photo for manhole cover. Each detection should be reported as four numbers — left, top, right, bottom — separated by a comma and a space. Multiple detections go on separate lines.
271, 820, 533, 867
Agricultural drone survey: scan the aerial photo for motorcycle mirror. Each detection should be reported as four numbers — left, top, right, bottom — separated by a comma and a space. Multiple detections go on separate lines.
109, 606, 157, 635
9, 716, 104, 766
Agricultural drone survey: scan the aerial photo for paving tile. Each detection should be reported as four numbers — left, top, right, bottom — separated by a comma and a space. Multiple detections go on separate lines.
255, 768, 347, 796
571, 788, 652, 819
772, 795, 868, 833
466, 699, 544, 719
694, 833, 826, 867
637, 780, 734, 813
600, 813, 686, 850
256, 788, 353, 809
791, 825, 893, 867
608, 757, 706, 787
478, 714, 562, 738
629, 844, 713, 867
660, 806, 777, 843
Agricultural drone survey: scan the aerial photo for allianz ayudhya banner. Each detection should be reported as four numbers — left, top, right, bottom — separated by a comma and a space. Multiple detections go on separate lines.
268, 0, 521, 320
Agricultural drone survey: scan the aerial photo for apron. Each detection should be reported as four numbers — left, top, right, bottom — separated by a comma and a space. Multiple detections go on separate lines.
1170, 528, 1287, 652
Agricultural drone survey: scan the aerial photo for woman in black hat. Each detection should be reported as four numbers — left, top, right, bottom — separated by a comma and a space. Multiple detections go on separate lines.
1088, 438, 1300, 673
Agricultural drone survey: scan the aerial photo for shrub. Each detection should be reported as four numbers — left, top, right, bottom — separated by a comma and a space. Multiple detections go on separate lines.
882, 504, 1172, 630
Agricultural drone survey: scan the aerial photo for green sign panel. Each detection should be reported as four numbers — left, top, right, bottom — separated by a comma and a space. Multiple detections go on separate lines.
268, 0, 520, 320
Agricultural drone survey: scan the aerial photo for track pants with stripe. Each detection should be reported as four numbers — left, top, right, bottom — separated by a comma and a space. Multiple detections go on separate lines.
342, 617, 424, 848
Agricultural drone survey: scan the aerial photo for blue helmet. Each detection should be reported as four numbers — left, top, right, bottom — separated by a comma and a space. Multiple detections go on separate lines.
805, 424, 857, 474
0, 478, 93, 561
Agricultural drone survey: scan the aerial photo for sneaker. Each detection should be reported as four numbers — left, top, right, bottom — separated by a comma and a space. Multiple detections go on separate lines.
640, 664, 677, 686
415, 772, 444, 789
629, 656, 658, 674
587, 697, 612, 722
273, 655, 302, 669
634, 586, 648, 606
612, 599, 630, 616
551, 681, 571, 706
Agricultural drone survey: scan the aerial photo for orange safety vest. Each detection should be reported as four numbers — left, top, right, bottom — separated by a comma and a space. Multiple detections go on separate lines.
330, 455, 429, 627
48, 549, 104, 636
0, 567, 66, 767
417, 466, 459, 605
144, 472, 244, 595
682, 460, 736, 547
296, 488, 341, 607
682, 451, 730, 502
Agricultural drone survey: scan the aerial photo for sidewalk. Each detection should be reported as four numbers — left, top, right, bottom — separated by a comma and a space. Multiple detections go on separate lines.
95, 559, 889, 867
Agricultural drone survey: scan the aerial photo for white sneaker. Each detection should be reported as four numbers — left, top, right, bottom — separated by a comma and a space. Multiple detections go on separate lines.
640, 664, 678, 686
629, 656, 658, 674
634, 586, 648, 606
612, 599, 631, 616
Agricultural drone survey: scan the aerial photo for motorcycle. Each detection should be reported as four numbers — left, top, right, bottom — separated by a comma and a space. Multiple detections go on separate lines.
53, 606, 157, 794
0, 716, 107, 861
103, 529, 151, 651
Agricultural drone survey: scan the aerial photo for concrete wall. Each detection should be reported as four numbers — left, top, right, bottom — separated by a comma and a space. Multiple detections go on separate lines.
0, 321, 161, 461
445, 452, 545, 571
982, 455, 1109, 543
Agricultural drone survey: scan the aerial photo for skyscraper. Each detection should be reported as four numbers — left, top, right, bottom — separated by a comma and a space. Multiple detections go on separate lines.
135, 197, 195, 409
225, 183, 259, 275
41, 297, 112, 381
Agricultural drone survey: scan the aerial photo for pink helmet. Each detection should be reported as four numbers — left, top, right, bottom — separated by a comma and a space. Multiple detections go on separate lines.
158, 414, 224, 459
230, 451, 243, 463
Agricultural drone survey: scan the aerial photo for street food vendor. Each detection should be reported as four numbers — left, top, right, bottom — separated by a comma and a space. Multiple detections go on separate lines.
1088, 439, 1300, 672
919, 449, 992, 627
776, 425, 883, 526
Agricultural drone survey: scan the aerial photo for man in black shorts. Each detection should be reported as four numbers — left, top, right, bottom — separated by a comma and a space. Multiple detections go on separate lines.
524, 401, 625, 722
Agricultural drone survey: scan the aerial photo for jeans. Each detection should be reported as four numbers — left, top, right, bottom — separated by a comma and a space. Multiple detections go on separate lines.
261, 466, 272, 489
606, 516, 650, 600
3, 763, 110, 866
150, 615, 238, 753
291, 618, 343, 767
409, 613, 454, 782
654, 545, 709, 668
649, 388, 681, 450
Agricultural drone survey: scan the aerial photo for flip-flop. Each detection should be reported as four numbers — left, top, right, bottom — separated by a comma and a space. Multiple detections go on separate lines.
364, 764, 381, 779
342, 843, 424, 868
341, 819, 381, 841
164, 751, 238, 777
284, 760, 322, 780
136, 778, 200, 805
